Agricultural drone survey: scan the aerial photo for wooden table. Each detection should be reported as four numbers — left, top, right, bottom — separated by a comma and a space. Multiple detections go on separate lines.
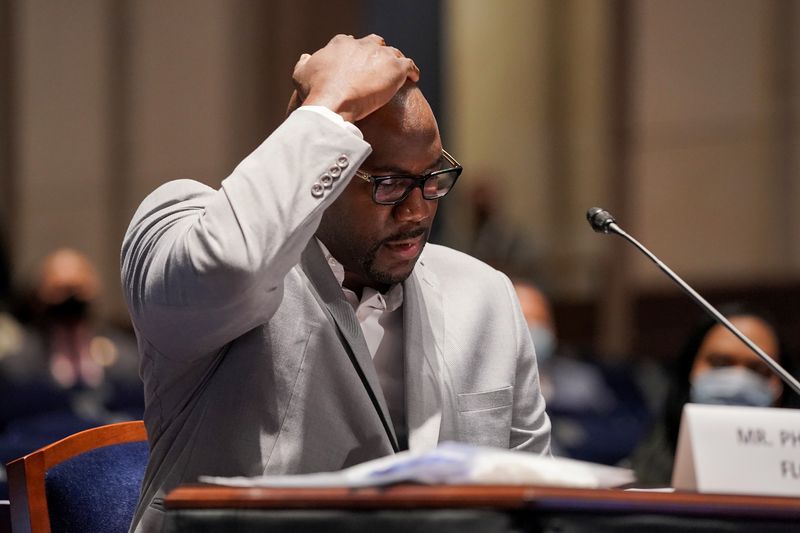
165, 484, 800, 532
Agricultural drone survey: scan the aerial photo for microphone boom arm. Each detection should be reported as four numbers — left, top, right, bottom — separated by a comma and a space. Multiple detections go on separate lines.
602, 217, 800, 398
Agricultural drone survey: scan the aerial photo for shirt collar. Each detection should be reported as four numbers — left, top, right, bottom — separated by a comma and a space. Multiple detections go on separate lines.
316, 238, 404, 312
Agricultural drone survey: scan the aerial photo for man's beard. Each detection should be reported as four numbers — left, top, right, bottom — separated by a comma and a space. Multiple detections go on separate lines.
361, 227, 428, 286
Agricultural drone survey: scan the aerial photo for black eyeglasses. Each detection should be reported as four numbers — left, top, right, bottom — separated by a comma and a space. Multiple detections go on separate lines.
354, 149, 463, 206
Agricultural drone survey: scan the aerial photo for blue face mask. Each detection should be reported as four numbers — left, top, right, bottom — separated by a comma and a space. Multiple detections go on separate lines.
528, 324, 556, 363
690, 366, 777, 407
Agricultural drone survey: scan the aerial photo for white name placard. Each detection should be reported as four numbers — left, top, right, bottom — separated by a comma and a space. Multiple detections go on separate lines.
672, 403, 800, 497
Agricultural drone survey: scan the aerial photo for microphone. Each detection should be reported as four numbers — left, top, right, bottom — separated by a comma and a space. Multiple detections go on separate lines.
587, 207, 617, 234
586, 207, 800, 397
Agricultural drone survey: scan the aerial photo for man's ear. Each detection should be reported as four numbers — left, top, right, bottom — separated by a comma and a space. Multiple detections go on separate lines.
286, 90, 303, 117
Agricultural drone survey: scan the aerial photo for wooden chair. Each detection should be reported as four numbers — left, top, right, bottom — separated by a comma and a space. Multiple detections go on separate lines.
7, 421, 148, 533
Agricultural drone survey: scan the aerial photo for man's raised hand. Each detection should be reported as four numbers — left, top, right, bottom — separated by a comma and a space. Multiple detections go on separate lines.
292, 34, 419, 123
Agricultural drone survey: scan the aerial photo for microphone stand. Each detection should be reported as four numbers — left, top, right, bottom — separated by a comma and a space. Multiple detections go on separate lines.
589, 208, 800, 398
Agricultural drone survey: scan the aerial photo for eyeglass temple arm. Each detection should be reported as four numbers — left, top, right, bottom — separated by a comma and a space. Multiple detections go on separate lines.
441, 148, 460, 168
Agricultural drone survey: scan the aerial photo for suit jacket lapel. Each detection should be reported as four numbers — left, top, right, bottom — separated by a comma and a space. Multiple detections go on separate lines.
403, 253, 451, 452
300, 242, 399, 452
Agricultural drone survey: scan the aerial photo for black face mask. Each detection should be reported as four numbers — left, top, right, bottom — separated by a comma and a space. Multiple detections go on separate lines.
44, 296, 90, 322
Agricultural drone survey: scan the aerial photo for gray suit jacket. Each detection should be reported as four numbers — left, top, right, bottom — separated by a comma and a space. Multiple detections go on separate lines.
122, 110, 550, 532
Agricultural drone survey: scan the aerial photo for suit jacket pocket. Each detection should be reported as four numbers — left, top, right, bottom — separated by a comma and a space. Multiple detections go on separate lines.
457, 385, 513, 413
456, 386, 514, 447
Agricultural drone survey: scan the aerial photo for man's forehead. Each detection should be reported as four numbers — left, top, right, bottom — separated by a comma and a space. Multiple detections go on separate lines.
364, 150, 444, 175
356, 81, 442, 174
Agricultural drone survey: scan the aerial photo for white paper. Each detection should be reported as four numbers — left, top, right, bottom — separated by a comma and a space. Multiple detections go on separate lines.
200, 442, 634, 489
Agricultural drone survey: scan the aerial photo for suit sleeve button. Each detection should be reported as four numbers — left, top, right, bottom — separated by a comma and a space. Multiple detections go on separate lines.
336, 155, 349, 169
311, 183, 324, 197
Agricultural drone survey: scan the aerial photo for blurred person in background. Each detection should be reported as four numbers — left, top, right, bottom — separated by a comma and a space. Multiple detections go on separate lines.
0, 248, 143, 426
454, 176, 540, 281
513, 279, 650, 464
0, 235, 36, 498
628, 304, 797, 486
0, 248, 142, 497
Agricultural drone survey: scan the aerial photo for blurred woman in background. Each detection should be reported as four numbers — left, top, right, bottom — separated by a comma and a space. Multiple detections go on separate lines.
629, 304, 798, 486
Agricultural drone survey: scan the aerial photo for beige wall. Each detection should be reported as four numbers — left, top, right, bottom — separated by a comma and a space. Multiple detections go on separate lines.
445, 0, 552, 247
445, 3, 800, 283
445, 0, 800, 352
632, 0, 798, 287
444, 0, 614, 297
14, 0, 117, 310
5, 0, 357, 321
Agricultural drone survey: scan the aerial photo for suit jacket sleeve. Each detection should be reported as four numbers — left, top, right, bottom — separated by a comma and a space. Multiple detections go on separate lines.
121, 109, 371, 360
501, 273, 552, 454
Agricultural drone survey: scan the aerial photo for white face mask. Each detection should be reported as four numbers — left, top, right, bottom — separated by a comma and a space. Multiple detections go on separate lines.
690, 366, 778, 407
528, 324, 556, 363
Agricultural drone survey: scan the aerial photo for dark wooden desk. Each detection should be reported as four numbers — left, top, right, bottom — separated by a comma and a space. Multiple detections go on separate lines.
165, 484, 800, 532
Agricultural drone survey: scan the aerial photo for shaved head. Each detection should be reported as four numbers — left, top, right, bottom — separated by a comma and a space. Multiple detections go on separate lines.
357, 82, 433, 135
356, 82, 439, 174
288, 81, 435, 142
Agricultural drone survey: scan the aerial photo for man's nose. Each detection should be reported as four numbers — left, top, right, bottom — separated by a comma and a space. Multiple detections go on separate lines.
393, 187, 433, 223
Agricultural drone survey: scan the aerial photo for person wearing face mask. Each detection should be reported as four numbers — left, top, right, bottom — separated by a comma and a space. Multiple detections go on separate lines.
513, 280, 650, 463
688, 314, 782, 407
628, 304, 798, 486
0, 248, 144, 491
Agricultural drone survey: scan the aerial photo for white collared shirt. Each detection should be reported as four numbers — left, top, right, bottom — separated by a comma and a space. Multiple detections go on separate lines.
317, 239, 407, 449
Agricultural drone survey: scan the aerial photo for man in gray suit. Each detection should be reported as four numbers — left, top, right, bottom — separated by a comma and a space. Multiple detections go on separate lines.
122, 34, 550, 532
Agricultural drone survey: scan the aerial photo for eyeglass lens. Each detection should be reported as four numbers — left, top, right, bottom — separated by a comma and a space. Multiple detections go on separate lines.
374, 170, 459, 204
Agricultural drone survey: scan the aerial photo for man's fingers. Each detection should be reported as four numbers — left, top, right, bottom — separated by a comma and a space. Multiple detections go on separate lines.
363, 33, 386, 46
381, 46, 418, 82
294, 33, 418, 119
293, 53, 311, 72
386, 46, 403, 58
328, 34, 353, 45
379, 45, 417, 82
403, 58, 420, 82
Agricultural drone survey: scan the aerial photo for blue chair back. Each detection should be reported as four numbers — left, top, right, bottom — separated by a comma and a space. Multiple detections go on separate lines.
45, 440, 148, 533
7, 421, 148, 533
